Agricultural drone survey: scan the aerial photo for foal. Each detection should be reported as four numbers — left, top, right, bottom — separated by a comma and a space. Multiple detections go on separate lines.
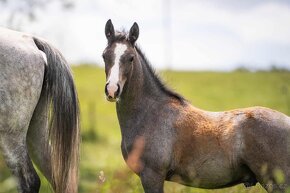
102, 20, 290, 193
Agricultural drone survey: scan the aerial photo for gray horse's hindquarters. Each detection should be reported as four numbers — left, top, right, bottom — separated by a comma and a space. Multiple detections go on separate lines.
0, 28, 46, 193
0, 27, 80, 193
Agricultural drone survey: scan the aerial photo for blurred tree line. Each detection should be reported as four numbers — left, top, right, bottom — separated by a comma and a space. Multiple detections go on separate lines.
0, 0, 75, 29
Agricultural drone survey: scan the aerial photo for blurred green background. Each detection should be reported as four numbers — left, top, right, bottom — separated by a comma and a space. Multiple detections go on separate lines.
0, 65, 290, 193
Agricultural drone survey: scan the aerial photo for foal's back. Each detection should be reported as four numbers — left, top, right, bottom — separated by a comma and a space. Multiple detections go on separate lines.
171, 103, 290, 190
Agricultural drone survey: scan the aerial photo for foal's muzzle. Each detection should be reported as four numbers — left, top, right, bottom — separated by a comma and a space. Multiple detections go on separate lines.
105, 82, 120, 102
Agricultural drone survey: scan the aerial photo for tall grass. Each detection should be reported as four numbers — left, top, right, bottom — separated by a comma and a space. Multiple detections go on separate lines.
0, 65, 289, 193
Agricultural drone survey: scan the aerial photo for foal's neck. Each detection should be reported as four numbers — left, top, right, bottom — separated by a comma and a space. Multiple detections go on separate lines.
116, 51, 171, 131
119, 54, 169, 103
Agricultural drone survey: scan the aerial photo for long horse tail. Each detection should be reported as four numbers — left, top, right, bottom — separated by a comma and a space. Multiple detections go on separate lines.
33, 37, 80, 193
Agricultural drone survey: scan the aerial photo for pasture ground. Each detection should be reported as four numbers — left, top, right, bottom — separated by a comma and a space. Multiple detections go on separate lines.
0, 65, 289, 193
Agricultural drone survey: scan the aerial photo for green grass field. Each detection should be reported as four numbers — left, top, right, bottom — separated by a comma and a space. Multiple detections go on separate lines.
0, 65, 289, 193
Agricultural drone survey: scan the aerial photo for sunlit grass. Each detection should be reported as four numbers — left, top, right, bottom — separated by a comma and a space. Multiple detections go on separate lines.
0, 65, 289, 193
74, 66, 288, 193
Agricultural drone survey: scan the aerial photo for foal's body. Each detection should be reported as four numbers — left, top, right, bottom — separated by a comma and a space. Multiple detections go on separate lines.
170, 105, 290, 188
118, 58, 290, 192
103, 20, 290, 193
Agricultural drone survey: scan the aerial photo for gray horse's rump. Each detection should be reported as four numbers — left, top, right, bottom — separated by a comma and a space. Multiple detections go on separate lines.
0, 27, 80, 193
0, 27, 45, 133
0, 27, 45, 193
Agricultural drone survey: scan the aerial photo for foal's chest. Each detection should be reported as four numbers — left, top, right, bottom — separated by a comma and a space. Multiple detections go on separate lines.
121, 137, 145, 174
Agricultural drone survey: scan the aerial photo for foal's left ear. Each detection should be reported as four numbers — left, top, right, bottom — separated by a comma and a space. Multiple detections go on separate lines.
128, 22, 139, 45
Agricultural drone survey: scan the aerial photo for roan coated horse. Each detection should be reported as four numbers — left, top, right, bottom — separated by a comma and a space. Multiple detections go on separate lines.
102, 20, 290, 193
0, 28, 80, 193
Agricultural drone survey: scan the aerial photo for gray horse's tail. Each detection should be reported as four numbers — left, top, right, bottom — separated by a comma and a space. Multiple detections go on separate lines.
33, 37, 80, 193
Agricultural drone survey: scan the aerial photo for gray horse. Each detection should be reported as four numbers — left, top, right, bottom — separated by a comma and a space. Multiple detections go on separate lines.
103, 20, 290, 193
0, 28, 80, 193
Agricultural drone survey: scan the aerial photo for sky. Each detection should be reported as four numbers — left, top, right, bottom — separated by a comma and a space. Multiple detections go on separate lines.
0, 0, 290, 71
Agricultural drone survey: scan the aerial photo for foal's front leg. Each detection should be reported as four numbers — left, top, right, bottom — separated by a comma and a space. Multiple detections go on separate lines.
140, 167, 165, 193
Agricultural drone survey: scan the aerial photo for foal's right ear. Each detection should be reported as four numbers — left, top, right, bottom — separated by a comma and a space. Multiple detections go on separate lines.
105, 19, 115, 42
128, 22, 139, 45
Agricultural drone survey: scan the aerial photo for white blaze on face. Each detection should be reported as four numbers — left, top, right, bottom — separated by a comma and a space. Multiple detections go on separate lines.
107, 43, 127, 98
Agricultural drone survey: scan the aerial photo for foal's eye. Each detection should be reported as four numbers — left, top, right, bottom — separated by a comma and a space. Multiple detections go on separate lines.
129, 55, 134, 63
102, 54, 109, 63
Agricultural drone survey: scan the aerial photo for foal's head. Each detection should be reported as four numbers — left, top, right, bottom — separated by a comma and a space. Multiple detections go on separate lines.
103, 19, 139, 102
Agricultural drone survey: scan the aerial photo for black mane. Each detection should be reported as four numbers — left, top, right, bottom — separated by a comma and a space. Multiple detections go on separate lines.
113, 31, 185, 103
135, 46, 185, 104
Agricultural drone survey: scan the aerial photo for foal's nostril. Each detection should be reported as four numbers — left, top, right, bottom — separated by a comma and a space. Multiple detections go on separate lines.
115, 84, 120, 98
105, 83, 109, 96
